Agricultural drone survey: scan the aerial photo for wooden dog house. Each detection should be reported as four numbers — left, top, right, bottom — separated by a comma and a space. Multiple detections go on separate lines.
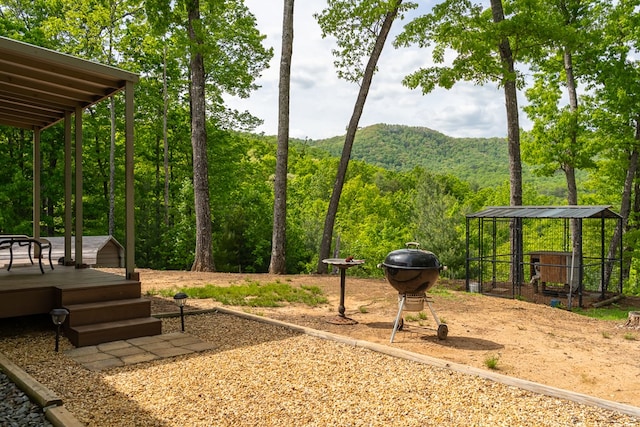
47, 236, 124, 268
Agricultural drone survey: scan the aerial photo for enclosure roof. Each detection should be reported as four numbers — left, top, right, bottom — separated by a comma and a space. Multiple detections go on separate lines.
0, 36, 139, 130
467, 205, 621, 219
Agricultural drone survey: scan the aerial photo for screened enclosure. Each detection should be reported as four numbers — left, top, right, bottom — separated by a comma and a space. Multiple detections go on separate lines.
465, 206, 623, 307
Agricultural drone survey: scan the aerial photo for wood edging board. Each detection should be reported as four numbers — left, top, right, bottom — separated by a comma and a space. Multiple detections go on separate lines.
0, 352, 85, 426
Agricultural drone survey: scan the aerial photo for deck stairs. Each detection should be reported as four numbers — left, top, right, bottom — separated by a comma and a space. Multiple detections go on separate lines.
57, 280, 162, 347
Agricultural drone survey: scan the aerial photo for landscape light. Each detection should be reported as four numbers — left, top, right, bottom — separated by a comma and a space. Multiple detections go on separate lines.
173, 292, 188, 332
49, 308, 69, 352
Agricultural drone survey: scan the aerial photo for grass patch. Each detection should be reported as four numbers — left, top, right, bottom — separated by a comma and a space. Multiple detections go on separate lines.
404, 313, 421, 322
572, 304, 633, 321
623, 333, 637, 341
155, 281, 327, 308
429, 285, 455, 299
484, 355, 500, 370
405, 312, 430, 322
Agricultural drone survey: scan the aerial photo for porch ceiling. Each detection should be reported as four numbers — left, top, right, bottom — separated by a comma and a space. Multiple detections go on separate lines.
0, 36, 139, 130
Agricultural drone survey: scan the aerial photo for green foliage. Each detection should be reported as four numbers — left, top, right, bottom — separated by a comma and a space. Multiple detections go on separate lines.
4, 0, 640, 291
303, 124, 565, 196
156, 281, 328, 307
572, 305, 633, 321
412, 171, 469, 276
315, 0, 417, 82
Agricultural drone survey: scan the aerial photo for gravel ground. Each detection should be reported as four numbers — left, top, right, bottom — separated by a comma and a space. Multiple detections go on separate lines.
0, 312, 639, 426
0, 371, 53, 427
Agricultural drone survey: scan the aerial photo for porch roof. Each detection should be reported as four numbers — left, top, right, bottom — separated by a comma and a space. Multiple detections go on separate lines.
467, 205, 621, 219
0, 36, 139, 130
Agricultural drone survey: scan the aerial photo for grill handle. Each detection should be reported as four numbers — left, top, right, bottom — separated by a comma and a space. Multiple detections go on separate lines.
405, 242, 421, 249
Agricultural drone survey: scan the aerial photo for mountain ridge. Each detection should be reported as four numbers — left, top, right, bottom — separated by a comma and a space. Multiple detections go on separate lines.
298, 123, 510, 188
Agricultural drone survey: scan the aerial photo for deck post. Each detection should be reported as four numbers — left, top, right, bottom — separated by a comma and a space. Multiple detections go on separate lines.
125, 80, 135, 279
64, 112, 73, 265
33, 129, 41, 240
74, 107, 83, 267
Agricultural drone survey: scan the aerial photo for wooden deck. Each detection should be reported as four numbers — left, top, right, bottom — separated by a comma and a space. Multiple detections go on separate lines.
0, 265, 162, 346
1, 266, 123, 316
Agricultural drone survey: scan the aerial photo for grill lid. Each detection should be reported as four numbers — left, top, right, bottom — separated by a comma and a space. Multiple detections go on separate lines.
382, 243, 441, 270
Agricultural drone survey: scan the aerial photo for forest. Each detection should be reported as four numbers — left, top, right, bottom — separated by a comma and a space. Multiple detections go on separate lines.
1, 0, 640, 295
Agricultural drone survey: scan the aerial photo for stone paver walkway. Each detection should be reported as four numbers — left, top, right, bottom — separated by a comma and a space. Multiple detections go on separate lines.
65, 333, 216, 371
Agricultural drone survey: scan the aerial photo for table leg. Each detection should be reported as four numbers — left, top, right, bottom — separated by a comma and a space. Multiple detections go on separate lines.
7, 243, 13, 271
338, 268, 346, 317
35, 242, 44, 274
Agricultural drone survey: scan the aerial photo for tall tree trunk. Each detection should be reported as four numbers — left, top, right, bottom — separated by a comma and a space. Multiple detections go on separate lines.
490, 0, 523, 284
623, 176, 640, 281
603, 119, 640, 291
188, 0, 215, 272
108, 7, 116, 237
316, 1, 402, 274
269, 0, 295, 274
163, 44, 170, 227
563, 47, 581, 292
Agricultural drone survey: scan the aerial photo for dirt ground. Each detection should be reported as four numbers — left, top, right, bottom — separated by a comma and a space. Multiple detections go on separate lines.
128, 268, 640, 408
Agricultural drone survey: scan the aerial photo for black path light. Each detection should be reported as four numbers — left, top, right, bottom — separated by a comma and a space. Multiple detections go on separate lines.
49, 308, 69, 352
173, 292, 188, 332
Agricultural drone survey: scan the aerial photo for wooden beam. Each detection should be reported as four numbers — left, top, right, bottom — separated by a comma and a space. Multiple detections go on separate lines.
74, 107, 83, 267
33, 129, 41, 239
65, 112, 72, 265
125, 81, 135, 278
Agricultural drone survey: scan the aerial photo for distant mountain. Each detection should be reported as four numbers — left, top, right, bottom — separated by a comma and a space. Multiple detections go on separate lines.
299, 123, 564, 193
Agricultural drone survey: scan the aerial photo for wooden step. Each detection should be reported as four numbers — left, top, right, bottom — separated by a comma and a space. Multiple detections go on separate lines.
64, 298, 151, 327
67, 317, 162, 347
56, 281, 141, 305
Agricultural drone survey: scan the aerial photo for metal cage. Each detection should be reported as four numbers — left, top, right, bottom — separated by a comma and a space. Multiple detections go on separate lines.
465, 206, 623, 307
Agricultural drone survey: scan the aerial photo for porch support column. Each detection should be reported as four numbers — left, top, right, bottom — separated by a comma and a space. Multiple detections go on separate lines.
125, 80, 135, 278
64, 112, 72, 265
32, 128, 41, 239
74, 107, 83, 267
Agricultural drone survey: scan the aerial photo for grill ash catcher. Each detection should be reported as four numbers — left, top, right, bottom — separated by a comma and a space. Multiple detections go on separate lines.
379, 242, 448, 343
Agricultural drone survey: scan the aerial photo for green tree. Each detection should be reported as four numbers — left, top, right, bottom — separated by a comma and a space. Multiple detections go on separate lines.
397, 0, 533, 283
413, 173, 471, 276
580, 0, 640, 289
315, 0, 414, 274
144, 0, 273, 271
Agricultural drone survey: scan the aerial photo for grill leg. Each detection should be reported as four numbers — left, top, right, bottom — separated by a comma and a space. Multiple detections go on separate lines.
426, 299, 441, 327
426, 299, 448, 340
390, 294, 406, 343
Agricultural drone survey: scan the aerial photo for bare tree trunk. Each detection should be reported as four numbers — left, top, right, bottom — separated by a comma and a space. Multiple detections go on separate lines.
623, 176, 640, 281
603, 120, 640, 290
163, 44, 170, 227
188, 0, 215, 272
269, 0, 295, 274
491, 0, 522, 284
316, 1, 402, 274
107, 11, 116, 237
563, 48, 581, 291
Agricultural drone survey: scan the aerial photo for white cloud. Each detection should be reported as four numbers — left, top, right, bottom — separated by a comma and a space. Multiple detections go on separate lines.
225, 0, 529, 140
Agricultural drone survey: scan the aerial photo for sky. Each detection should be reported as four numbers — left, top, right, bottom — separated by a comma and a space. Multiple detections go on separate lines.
224, 0, 530, 140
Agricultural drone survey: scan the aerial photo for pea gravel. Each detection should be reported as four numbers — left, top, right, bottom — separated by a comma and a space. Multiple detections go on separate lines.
0, 312, 638, 426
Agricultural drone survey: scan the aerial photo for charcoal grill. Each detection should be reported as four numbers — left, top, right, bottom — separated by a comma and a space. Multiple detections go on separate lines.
379, 242, 448, 342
